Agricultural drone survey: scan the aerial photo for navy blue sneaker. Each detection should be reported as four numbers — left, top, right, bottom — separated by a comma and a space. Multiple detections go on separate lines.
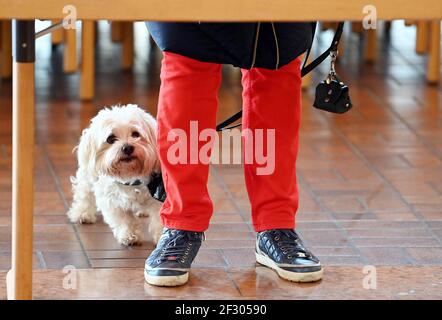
256, 229, 323, 282
145, 228, 204, 286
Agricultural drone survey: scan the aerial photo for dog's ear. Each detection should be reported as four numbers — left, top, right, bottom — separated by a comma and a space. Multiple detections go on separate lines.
137, 108, 161, 172
138, 110, 157, 144
76, 128, 97, 176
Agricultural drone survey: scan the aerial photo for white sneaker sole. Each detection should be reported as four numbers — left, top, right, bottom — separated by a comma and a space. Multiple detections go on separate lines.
256, 252, 323, 283
144, 270, 189, 287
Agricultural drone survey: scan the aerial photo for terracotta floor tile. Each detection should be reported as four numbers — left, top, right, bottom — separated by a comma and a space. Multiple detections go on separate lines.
87, 249, 149, 260
205, 230, 254, 240
0, 268, 242, 299
297, 229, 350, 247
202, 239, 255, 250
228, 266, 442, 299
296, 212, 334, 221
310, 246, 358, 257
78, 232, 132, 251
406, 247, 442, 264
317, 256, 365, 266
358, 247, 414, 265
320, 195, 366, 213
193, 249, 227, 268
90, 259, 145, 268
207, 223, 251, 232
352, 237, 441, 248
221, 248, 256, 267
374, 212, 419, 221
210, 213, 245, 223
41, 251, 90, 269
346, 228, 430, 238
296, 221, 338, 229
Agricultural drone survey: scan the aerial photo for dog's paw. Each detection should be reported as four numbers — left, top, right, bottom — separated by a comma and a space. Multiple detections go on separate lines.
67, 208, 97, 224
116, 230, 141, 246
134, 211, 150, 218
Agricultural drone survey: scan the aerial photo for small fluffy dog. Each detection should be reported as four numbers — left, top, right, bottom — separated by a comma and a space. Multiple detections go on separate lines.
67, 104, 163, 245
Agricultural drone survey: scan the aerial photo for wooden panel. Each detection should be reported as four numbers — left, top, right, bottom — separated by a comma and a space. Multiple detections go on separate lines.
0, 0, 441, 21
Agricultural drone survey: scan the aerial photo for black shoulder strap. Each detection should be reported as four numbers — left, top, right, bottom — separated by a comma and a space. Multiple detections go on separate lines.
216, 22, 345, 132
301, 22, 344, 77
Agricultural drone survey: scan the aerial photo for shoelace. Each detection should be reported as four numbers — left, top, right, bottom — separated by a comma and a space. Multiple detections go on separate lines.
157, 230, 201, 264
269, 230, 311, 259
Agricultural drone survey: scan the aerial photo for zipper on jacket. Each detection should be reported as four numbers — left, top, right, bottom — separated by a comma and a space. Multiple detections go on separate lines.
250, 22, 261, 69
270, 22, 280, 69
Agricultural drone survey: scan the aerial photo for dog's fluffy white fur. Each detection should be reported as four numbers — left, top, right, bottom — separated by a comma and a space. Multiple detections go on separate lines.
67, 104, 163, 246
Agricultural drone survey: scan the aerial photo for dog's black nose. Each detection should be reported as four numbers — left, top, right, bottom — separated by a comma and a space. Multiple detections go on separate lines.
122, 144, 135, 155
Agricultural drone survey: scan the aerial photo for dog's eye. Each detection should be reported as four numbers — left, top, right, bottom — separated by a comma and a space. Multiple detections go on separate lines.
131, 131, 140, 138
106, 134, 117, 144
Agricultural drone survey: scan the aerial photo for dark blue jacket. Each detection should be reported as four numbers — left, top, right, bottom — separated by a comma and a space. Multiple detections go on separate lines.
146, 22, 315, 70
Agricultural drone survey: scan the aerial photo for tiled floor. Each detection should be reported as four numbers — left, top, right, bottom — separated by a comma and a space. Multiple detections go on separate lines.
0, 21, 442, 299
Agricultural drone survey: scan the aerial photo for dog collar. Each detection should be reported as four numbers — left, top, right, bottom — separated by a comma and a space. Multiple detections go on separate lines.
115, 172, 161, 187
114, 172, 166, 202
122, 179, 143, 186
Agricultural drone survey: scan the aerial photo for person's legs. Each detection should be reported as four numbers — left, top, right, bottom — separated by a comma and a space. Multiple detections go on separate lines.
241, 58, 323, 282
241, 58, 302, 232
145, 52, 221, 286
157, 51, 221, 232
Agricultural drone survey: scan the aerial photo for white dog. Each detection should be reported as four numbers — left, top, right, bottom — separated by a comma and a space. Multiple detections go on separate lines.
67, 104, 163, 246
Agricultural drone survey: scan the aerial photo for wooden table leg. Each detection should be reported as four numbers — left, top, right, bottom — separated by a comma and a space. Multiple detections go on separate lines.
427, 20, 440, 84
111, 21, 123, 42
80, 20, 95, 100
121, 22, 134, 70
415, 21, 429, 54
7, 19, 35, 300
365, 28, 377, 63
51, 19, 63, 45
63, 27, 77, 73
1, 20, 12, 79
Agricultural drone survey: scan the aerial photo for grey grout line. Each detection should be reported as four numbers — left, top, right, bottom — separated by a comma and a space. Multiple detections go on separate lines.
36, 251, 47, 269
427, 181, 442, 196
40, 144, 93, 268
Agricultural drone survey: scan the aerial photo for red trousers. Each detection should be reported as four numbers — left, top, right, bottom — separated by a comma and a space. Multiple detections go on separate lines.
157, 52, 302, 232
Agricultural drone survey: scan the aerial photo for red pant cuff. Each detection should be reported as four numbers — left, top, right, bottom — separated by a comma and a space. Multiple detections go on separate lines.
253, 220, 296, 232
161, 216, 210, 232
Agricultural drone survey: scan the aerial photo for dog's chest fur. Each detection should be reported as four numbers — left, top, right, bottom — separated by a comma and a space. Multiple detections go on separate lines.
93, 175, 155, 214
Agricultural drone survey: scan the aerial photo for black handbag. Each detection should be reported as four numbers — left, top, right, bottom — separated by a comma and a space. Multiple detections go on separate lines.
313, 50, 352, 114
311, 27, 352, 114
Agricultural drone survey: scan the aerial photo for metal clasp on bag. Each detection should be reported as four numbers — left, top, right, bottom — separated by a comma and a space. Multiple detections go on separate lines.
326, 50, 338, 84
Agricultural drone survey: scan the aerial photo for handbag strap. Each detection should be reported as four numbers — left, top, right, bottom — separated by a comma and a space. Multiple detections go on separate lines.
301, 22, 344, 77
216, 22, 345, 132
